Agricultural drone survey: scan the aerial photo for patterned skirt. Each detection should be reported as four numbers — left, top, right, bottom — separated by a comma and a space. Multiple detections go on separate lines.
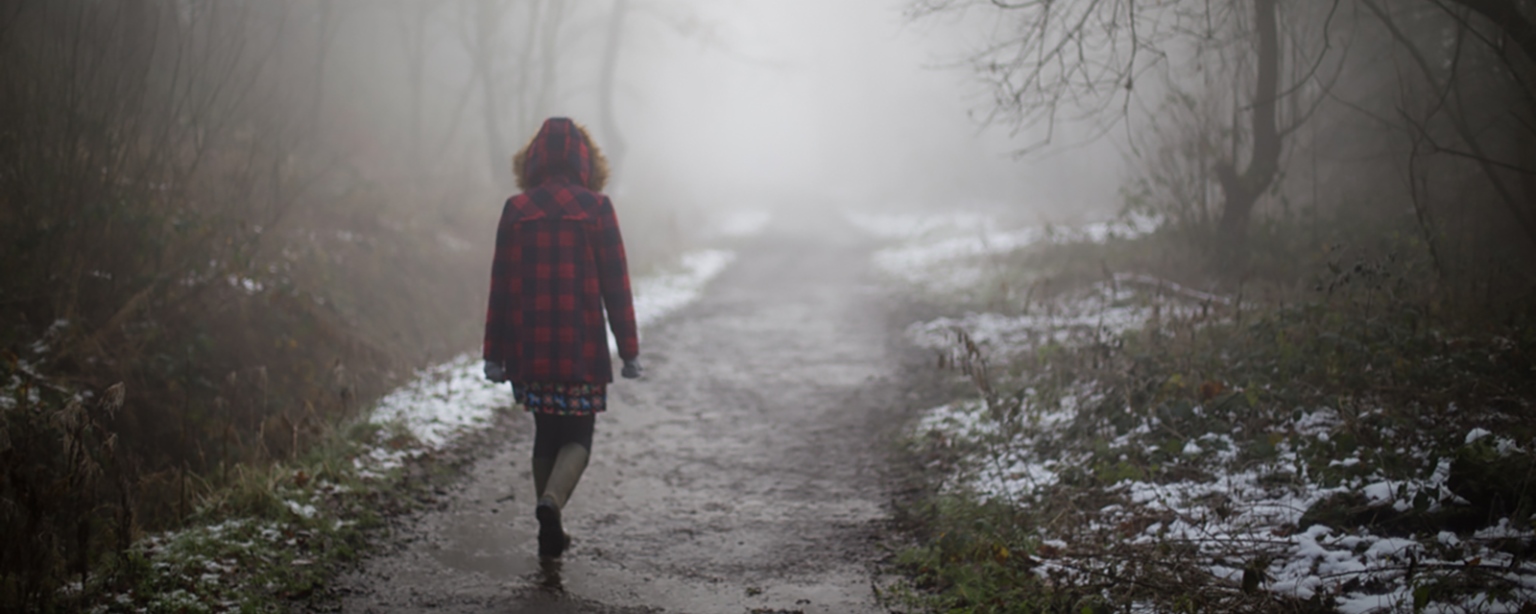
512, 381, 607, 415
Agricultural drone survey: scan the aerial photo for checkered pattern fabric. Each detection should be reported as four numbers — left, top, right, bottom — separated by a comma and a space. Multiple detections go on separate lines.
483, 118, 638, 383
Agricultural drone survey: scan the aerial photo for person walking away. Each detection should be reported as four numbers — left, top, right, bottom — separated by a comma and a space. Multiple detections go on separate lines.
482, 117, 642, 559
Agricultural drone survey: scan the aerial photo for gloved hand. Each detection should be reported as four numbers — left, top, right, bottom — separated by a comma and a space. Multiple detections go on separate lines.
483, 360, 507, 383
621, 358, 642, 379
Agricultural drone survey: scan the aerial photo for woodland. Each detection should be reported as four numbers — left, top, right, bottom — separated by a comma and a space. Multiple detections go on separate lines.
2, 0, 1536, 611
0, 1, 667, 608
895, 1, 1536, 611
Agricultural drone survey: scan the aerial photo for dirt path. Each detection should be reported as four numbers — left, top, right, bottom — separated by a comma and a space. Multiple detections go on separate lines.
320, 212, 930, 613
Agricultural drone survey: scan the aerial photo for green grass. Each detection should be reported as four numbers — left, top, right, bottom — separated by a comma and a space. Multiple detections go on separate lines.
883, 497, 1082, 614
54, 416, 464, 613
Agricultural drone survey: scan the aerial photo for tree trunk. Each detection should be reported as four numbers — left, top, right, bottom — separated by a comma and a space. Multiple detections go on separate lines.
1214, 0, 1282, 275
399, 2, 432, 181
597, 0, 630, 172
535, 0, 565, 122
471, 0, 510, 186
1364, 0, 1536, 253
311, 3, 335, 134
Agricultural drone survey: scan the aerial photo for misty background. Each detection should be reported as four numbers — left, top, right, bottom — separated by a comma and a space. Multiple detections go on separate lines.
600, 0, 1121, 217
315, 0, 1123, 220
7, 0, 1121, 572
6, 0, 1536, 608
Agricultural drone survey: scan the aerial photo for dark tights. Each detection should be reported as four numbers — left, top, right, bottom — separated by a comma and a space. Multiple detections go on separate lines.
532, 413, 595, 460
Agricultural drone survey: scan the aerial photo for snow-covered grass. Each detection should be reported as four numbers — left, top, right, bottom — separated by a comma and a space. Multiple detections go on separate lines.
367, 354, 505, 451
907, 280, 1203, 364
1, 319, 75, 410
71, 245, 740, 612
902, 293, 1536, 611
79, 419, 406, 612
845, 210, 1157, 294
878, 211, 1536, 613
369, 246, 736, 451
632, 249, 736, 333
918, 391, 1536, 612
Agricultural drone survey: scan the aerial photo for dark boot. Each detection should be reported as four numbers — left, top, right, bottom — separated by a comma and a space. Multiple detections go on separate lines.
536, 443, 588, 558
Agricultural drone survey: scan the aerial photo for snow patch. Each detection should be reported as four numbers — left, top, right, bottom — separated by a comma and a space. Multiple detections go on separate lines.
632, 249, 735, 331
707, 209, 772, 239
907, 283, 1192, 360
847, 210, 1158, 294
370, 248, 734, 449
368, 354, 502, 449
886, 205, 1534, 611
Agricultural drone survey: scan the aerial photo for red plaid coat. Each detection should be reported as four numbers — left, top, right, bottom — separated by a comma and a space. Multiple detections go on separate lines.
483, 118, 638, 383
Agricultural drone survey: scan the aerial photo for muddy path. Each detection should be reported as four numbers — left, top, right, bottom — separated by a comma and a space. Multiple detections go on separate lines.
317, 212, 936, 614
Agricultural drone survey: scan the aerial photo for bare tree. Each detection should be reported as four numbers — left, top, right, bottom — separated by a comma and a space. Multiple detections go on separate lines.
1213, 0, 1281, 266
1442, 0, 1536, 61
598, 0, 632, 171
460, 0, 514, 186
453, 0, 576, 185
912, 0, 1343, 273
395, 0, 440, 178
1361, 0, 1536, 253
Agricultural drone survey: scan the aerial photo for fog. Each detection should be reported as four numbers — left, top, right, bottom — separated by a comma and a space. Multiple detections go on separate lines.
597, 2, 964, 213
396, 0, 1128, 222
615, 0, 1123, 219
8, 2, 1536, 609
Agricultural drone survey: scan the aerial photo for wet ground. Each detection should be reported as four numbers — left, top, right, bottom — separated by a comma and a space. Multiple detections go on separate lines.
316, 213, 934, 613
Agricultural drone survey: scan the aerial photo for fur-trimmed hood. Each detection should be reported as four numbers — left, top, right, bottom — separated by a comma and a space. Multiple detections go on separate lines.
512, 118, 609, 192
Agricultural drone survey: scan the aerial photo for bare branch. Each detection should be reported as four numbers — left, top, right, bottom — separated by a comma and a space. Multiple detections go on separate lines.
1437, 0, 1536, 61
1363, 0, 1536, 247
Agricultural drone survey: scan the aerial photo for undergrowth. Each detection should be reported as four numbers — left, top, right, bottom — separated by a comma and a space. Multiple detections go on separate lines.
884, 497, 1088, 613
889, 233, 1536, 613
2, 382, 486, 613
